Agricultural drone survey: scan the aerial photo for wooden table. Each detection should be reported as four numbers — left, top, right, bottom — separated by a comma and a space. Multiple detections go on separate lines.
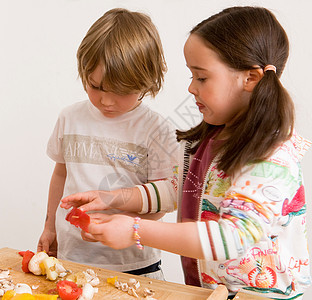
0, 247, 270, 299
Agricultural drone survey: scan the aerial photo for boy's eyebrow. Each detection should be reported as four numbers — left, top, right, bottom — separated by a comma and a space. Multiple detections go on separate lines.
88, 77, 101, 86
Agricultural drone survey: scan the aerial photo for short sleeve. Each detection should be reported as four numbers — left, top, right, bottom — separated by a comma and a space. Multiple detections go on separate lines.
46, 114, 65, 163
146, 117, 178, 180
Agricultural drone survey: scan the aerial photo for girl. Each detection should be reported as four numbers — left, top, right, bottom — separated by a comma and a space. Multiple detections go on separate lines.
61, 6, 311, 299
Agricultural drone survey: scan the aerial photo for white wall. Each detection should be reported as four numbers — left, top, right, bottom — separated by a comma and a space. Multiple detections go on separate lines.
1, 0, 312, 298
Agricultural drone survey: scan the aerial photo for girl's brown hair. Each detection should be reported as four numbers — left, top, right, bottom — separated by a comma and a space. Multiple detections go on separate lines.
177, 6, 294, 176
77, 8, 167, 98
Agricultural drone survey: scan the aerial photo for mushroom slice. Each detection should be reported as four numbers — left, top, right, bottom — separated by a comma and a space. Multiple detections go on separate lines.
28, 251, 49, 275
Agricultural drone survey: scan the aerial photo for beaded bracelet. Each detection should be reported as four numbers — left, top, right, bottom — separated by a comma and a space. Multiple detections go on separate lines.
133, 217, 144, 250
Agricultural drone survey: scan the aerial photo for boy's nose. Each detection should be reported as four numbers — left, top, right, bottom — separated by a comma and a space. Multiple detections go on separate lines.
100, 94, 114, 106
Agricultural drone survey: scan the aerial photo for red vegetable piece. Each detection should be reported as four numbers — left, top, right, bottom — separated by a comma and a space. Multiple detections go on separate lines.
57, 280, 83, 300
65, 207, 90, 232
20, 250, 35, 273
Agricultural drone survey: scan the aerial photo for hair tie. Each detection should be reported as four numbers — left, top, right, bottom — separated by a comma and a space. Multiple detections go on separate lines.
263, 65, 276, 73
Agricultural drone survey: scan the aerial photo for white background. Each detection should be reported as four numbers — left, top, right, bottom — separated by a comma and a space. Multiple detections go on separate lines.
1, 0, 312, 298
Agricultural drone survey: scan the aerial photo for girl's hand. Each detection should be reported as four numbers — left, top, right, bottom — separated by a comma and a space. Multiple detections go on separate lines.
60, 190, 117, 212
83, 213, 135, 249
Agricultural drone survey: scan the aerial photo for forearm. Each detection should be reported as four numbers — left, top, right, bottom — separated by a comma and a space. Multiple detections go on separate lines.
109, 177, 177, 214
107, 187, 142, 212
61, 178, 177, 215
139, 220, 204, 259
121, 211, 166, 220
44, 163, 66, 231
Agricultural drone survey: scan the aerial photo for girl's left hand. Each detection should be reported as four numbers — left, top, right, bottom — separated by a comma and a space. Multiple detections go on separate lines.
82, 213, 135, 249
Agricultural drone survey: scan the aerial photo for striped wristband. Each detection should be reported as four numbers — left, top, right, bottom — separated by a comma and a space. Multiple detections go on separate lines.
136, 183, 161, 214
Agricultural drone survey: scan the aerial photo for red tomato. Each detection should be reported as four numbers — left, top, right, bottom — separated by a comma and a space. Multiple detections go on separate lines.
57, 280, 83, 300
20, 250, 35, 273
65, 208, 90, 232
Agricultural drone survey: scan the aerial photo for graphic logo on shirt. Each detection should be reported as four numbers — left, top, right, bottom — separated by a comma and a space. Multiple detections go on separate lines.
62, 134, 147, 175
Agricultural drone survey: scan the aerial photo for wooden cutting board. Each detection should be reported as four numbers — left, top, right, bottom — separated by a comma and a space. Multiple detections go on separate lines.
0, 247, 214, 299
0, 248, 271, 299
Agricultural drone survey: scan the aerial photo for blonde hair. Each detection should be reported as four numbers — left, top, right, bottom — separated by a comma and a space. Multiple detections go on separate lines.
77, 8, 167, 98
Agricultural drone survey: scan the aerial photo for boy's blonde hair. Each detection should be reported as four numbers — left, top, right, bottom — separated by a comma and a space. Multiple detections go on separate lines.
77, 8, 167, 98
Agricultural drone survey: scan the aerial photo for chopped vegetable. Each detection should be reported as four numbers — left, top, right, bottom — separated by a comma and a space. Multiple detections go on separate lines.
3, 293, 35, 300
28, 252, 49, 276
57, 280, 82, 300
12, 294, 35, 300
107, 276, 118, 285
79, 283, 95, 300
19, 250, 35, 273
33, 294, 58, 300
65, 208, 90, 232
2, 290, 16, 300
14, 283, 32, 294
65, 269, 99, 287
41, 257, 60, 281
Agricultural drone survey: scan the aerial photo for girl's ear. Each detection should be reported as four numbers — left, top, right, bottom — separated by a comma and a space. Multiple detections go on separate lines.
243, 68, 264, 92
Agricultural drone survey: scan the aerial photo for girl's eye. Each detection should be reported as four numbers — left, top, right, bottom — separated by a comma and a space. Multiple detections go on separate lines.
189, 76, 206, 82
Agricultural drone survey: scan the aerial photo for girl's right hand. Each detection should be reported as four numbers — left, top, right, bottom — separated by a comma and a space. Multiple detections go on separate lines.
81, 213, 136, 249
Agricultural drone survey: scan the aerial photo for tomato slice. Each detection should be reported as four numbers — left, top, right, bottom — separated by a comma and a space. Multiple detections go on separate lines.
56, 280, 82, 300
20, 250, 35, 273
18, 251, 26, 257
65, 208, 90, 232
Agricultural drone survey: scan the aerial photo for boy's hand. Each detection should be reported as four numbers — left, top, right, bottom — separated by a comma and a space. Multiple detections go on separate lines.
37, 229, 58, 257
60, 190, 116, 212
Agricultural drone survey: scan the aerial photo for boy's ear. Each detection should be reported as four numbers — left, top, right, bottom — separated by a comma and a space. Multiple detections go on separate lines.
243, 68, 264, 92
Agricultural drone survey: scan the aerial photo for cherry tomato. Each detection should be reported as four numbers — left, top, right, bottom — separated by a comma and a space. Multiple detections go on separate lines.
19, 250, 35, 273
56, 280, 82, 300
65, 208, 90, 232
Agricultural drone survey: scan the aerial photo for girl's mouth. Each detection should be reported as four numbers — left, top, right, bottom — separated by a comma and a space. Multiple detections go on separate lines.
196, 102, 205, 111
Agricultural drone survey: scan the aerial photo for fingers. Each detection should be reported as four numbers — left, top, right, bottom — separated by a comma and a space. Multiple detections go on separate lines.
37, 239, 49, 253
60, 193, 84, 209
81, 231, 98, 242
37, 243, 43, 253
88, 213, 112, 224
60, 191, 96, 209
77, 202, 101, 212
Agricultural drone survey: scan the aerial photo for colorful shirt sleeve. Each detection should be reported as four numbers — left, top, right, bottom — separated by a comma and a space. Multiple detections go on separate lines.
198, 134, 311, 262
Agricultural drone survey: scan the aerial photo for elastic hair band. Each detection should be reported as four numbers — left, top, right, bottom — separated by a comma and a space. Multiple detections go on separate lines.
263, 64, 276, 73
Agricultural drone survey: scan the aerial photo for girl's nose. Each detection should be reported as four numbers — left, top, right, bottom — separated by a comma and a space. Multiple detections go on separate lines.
188, 80, 197, 96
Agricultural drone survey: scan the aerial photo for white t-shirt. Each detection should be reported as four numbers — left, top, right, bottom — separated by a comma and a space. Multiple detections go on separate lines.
47, 100, 178, 271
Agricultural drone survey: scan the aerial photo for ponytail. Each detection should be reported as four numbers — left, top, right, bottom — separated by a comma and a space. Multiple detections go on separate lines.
217, 70, 294, 175
179, 7, 294, 176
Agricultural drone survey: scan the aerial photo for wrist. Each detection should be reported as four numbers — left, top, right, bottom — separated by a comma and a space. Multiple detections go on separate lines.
44, 221, 56, 232
133, 217, 144, 250
106, 188, 141, 212
103, 189, 124, 209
